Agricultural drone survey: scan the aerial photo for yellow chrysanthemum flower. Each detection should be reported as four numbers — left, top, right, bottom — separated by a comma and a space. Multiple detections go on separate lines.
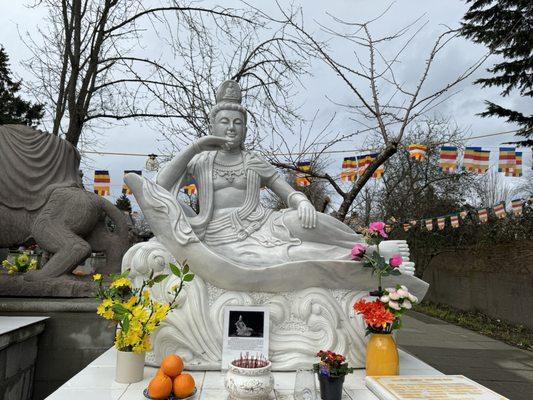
110, 277, 132, 289
92, 273, 102, 281
18, 254, 29, 265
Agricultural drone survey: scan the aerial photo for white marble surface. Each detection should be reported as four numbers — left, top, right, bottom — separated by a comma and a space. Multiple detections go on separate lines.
0, 316, 48, 335
46, 347, 443, 399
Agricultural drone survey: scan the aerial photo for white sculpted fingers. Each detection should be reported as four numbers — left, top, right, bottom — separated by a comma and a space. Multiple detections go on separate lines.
398, 261, 416, 276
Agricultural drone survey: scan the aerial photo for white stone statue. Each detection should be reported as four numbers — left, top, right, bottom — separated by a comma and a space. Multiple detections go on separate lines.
123, 80, 428, 370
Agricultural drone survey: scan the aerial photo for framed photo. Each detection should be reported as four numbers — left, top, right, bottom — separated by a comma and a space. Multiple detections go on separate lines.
221, 305, 269, 369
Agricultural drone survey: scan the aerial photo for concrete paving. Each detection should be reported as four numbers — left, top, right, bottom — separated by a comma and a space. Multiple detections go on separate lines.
397, 311, 533, 400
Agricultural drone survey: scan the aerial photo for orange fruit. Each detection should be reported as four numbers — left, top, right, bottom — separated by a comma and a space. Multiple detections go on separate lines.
161, 354, 184, 378
148, 374, 172, 399
173, 373, 195, 398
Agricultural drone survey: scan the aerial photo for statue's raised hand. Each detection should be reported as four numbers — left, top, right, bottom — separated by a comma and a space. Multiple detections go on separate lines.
195, 136, 232, 152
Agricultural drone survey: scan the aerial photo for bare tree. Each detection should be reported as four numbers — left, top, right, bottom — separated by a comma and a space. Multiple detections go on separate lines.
475, 169, 513, 208
261, 3, 490, 221
22, 0, 305, 149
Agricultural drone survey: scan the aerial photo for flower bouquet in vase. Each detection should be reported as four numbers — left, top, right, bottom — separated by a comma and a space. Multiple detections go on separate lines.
93, 261, 195, 383
351, 221, 403, 297
354, 286, 418, 376
313, 350, 354, 400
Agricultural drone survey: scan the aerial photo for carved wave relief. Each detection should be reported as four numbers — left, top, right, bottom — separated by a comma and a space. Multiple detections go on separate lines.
123, 241, 371, 370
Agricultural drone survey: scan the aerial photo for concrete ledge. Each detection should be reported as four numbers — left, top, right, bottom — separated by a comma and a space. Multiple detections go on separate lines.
0, 317, 47, 400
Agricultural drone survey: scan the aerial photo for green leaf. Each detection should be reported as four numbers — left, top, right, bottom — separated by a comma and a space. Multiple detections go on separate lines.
122, 315, 130, 332
183, 263, 190, 275
152, 274, 168, 283
390, 269, 401, 276
112, 304, 128, 315
183, 273, 195, 282
169, 263, 181, 277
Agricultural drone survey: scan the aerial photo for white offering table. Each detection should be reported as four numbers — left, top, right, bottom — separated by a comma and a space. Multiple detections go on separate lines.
46, 347, 443, 400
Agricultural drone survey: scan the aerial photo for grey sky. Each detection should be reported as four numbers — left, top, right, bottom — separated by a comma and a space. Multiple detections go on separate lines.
1, 0, 530, 208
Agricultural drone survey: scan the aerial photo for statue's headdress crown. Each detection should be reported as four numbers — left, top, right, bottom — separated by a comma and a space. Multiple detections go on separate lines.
216, 80, 242, 105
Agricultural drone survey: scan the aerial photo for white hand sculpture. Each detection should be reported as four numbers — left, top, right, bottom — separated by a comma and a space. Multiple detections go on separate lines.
378, 240, 415, 276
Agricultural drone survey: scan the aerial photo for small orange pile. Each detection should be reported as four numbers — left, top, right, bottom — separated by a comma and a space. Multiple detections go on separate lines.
147, 354, 195, 399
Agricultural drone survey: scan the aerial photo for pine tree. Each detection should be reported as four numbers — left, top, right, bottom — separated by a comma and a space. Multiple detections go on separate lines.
461, 0, 533, 146
0, 47, 44, 126
115, 194, 132, 213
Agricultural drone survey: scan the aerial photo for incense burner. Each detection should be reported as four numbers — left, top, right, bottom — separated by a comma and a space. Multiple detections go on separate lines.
225, 359, 274, 400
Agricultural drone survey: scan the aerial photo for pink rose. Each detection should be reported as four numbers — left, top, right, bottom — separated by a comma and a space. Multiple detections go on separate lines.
389, 254, 403, 267
369, 221, 388, 238
351, 243, 367, 260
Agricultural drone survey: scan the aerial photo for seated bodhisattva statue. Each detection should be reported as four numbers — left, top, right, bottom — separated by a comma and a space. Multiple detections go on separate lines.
125, 80, 419, 293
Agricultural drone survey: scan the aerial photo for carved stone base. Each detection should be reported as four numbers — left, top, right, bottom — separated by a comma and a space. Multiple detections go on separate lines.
123, 240, 428, 371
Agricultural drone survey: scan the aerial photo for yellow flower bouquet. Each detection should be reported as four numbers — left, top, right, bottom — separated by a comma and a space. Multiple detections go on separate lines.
93, 261, 194, 353
2, 252, 38, 274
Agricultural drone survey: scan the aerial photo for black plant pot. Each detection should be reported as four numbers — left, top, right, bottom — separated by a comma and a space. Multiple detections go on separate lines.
318, 374, 345, 400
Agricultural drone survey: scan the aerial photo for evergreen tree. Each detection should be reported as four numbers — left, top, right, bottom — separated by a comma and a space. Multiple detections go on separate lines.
461, 0, 533, 146
0, 47, 44, 126
115, 194, 132, 213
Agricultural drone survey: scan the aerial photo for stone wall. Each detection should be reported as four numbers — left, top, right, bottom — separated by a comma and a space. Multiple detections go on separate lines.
0, 298, 115, 399
0, 319, 45, 400
421, 240, 533, 329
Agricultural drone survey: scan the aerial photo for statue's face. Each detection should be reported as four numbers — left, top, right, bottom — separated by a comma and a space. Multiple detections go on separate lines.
211, 109, 246, 150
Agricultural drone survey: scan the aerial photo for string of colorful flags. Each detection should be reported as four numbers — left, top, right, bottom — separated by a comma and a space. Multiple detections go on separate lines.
388, 197, 532, 233
89, 145, 530, 194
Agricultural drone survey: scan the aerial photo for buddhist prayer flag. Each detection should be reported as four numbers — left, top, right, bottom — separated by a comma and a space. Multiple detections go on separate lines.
122, 170, 142, 195
437, 217, 446, 230
438, 146, 458, 173
478, 208, 488, 222
511, 199, 523, 216
407, 144, 428, 161
493, 203, 507, 219
373, 164, 385, 179
183, 184, 197, 195
498, 147, 516, 176
450, 215, 459, 228
424, 219, 433, 231
341, 156, 357, 182
463, 147, 490, 173
513, 151, 522, 177
296, 161, 311, 187
94, 170, 110, 196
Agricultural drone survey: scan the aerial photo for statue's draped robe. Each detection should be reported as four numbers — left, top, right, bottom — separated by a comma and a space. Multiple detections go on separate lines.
0, 125, 81, 211
174, 151, 358, 267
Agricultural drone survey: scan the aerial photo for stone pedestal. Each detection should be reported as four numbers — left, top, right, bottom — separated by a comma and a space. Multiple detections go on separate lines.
124, 240, 429, 371
0, 298, 115, 399
0, 316, 47, 400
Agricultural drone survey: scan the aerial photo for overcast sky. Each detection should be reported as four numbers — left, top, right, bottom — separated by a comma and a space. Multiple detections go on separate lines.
1, 0, 530, 208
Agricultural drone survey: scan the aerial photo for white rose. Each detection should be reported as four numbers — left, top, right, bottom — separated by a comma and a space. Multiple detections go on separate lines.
408, 294, 418, 303
389, 301, 401, 310
400, 285, 408, 291
397, 289, 408, 297
389, 292, 400, 300
402, 300, 412, 309
380, 295, 390, 303
385, 288, 395, 293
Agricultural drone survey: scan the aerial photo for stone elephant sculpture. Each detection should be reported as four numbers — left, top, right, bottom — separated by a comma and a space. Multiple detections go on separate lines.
0, 124, 129, 280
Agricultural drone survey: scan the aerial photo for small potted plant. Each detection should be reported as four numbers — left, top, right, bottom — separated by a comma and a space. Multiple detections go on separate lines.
354, 285, 418, 376
313, 350, 354, 400
351, 221, 403, 297
93, 260, 195, 383
224, 353, 274, 400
